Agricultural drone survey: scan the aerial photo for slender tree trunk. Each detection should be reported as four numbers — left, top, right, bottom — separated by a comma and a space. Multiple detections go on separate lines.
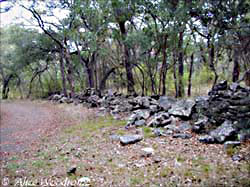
38, 74, 44, 96
178, 31, 184, 97
27, 66, 48, 98
85, 62, 94, 88
64, 49, 75, 98
232, 49, 240, 82
2, 74, 13, 99
159, 34, 168, 95
16, 76, 23, 99
59, 50, 67, 97
173, 52, 178, 98
99, 67, 116, 91
135, 64, 145, 96
199, 45, 207, 64
94, 60, 98, 90
118, 21, 136, 95
147, 54, 156, 95
208, 40, 218, 86
90, 52, 97, 89
28, 75, 36, 98
188, 53, 194, 97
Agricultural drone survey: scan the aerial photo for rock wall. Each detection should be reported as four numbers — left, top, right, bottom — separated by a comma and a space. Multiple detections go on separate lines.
48, 81, 250, 144
194, 80, 250, 124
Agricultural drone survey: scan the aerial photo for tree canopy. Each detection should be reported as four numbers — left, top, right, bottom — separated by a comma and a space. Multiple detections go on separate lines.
1, 0, 250, 99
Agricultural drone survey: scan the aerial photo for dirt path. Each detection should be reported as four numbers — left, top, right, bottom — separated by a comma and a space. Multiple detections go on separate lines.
0, 100, 95, 155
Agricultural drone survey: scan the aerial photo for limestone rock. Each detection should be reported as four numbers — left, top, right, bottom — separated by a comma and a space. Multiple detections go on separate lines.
168, 99, 195, 118
120, 135, 143, 145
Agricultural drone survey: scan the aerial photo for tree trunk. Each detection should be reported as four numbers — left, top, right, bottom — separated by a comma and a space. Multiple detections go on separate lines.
64, 49, 75, 98
2, 74, 13, 99
99, 67, 116, 91
27, 65, 48, 98
147, 53, 156, 95
177, 31, 185, 97
59, 50, 67, 97
173, 52, 178, 98
135, 64, 145, 96
85, 61, 94, 88
74, 41, 94, 88
159, 34, 168, 95
232, 49, 240, 82
118, 21, 136, 95
188, 53, 194, 97
208, 40, 218, 86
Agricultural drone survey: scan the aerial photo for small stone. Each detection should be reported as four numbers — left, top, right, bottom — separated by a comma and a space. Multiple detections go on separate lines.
198, 135, 215, 144
173, 133, 192, 139
165, 130, 174, 135
153, 128, 164, 136
67, 166, 77, 175
135, 119, 146, 127
78, 177, 91, 186
153, 157, 162, 163
141, 147, 154, 157
232, 154, 243, 162
120, 135, 143, 145
165, 124, 180, 132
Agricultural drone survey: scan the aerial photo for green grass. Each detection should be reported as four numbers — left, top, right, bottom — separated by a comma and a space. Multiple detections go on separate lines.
142, 126, 154, 138
130, 176, 144, 185
176, 155, 186, 163
7, 163, 20, 171
32, 160, 45, 168
64, 116, 126, 137
159, 167, 172, 178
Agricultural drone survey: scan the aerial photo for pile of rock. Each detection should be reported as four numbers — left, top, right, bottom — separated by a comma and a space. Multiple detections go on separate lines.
48, 93, 74, 104
48, 81, 250, 145
194, 80, 250, 124
194, 81, 250, 144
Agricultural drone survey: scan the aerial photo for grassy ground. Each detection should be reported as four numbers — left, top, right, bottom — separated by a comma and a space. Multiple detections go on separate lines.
1, 115, 250, 187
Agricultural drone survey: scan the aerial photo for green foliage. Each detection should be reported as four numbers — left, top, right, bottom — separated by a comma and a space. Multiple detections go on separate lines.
2, 0, 250, 98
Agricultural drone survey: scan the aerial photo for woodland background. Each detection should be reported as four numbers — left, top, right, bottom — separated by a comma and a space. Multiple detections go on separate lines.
1, 0, 250, 99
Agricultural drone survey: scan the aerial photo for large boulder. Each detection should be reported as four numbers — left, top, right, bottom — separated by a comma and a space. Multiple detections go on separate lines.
168, 99, 195, 119
158, 96, 176, 111
209, 120, 237, 143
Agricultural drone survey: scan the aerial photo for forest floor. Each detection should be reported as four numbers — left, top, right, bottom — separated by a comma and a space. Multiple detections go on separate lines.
0, 100, 250, 186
